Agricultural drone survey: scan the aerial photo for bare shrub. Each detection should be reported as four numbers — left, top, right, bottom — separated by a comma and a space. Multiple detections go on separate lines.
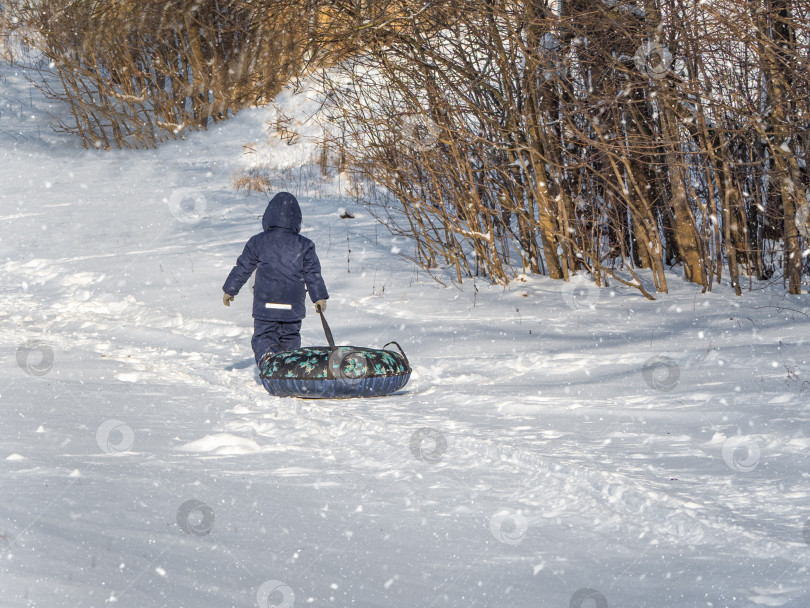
6, 0, 317, 148
316, 0, 810, 296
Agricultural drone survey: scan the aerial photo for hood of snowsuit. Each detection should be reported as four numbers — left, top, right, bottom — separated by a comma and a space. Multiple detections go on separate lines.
262, 192, 302, 233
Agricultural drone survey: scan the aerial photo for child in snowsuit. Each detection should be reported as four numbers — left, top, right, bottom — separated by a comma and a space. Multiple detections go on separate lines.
222, 192, 328, 365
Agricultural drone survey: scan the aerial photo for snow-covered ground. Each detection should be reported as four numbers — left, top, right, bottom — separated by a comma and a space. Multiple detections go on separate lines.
1, 64, 809, 608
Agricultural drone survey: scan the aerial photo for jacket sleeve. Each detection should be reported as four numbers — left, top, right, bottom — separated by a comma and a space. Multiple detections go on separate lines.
222, 235, 260, 296
302, 239, 329, 302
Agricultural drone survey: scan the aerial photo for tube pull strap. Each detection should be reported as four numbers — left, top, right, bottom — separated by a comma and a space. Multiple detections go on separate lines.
319, 310, 336, 349
383, 341, 411, 371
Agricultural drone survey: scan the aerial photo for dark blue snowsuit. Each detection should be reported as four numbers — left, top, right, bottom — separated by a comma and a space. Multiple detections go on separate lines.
223, 192, 328, 364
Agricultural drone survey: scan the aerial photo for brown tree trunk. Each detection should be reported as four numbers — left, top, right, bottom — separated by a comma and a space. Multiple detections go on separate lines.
759, 0, 804, 294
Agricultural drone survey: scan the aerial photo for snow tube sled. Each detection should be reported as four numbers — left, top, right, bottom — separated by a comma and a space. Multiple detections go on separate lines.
259, 313, 411, 399
259, 343, 410, 398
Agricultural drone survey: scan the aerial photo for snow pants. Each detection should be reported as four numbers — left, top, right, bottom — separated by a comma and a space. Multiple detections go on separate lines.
252, 319, 302, 365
